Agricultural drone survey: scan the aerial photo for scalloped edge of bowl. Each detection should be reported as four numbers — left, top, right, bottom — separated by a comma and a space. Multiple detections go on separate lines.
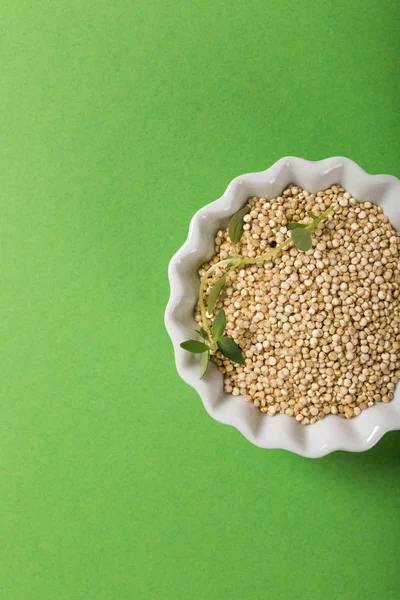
165, 157, 400, 457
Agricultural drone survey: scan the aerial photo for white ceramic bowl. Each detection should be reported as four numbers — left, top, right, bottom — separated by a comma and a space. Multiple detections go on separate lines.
165, 157, 400, 457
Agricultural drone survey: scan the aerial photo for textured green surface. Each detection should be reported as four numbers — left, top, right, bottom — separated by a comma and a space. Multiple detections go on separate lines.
0, 2, 399, 599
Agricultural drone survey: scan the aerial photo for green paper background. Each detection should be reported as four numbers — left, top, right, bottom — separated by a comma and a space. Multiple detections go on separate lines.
1, 1, 399, 599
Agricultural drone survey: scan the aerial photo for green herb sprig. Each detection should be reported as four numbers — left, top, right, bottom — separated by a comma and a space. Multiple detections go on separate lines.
180, 202, 333, 378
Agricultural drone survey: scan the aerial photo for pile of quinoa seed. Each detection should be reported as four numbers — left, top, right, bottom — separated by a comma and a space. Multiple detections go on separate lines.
195, 185, 400, 424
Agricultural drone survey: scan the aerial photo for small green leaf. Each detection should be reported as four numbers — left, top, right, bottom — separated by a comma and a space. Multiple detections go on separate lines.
195, 328, 209, 341
180, 340, 209, 353
307, 211, 317, 219
212, 309, 226, 341
207, 274, 227, 314
218, 336, 245, 365
200, 351, 210, 379
291, 227, 312, 251
228, 204, 250, 245
286, 222, 308, 230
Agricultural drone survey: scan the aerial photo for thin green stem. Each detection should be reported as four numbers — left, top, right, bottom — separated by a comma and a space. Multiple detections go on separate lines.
242, 206, 333, 265
307, 205, 333, 230
198, 258, 238, 347
242, 236, 292, 265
